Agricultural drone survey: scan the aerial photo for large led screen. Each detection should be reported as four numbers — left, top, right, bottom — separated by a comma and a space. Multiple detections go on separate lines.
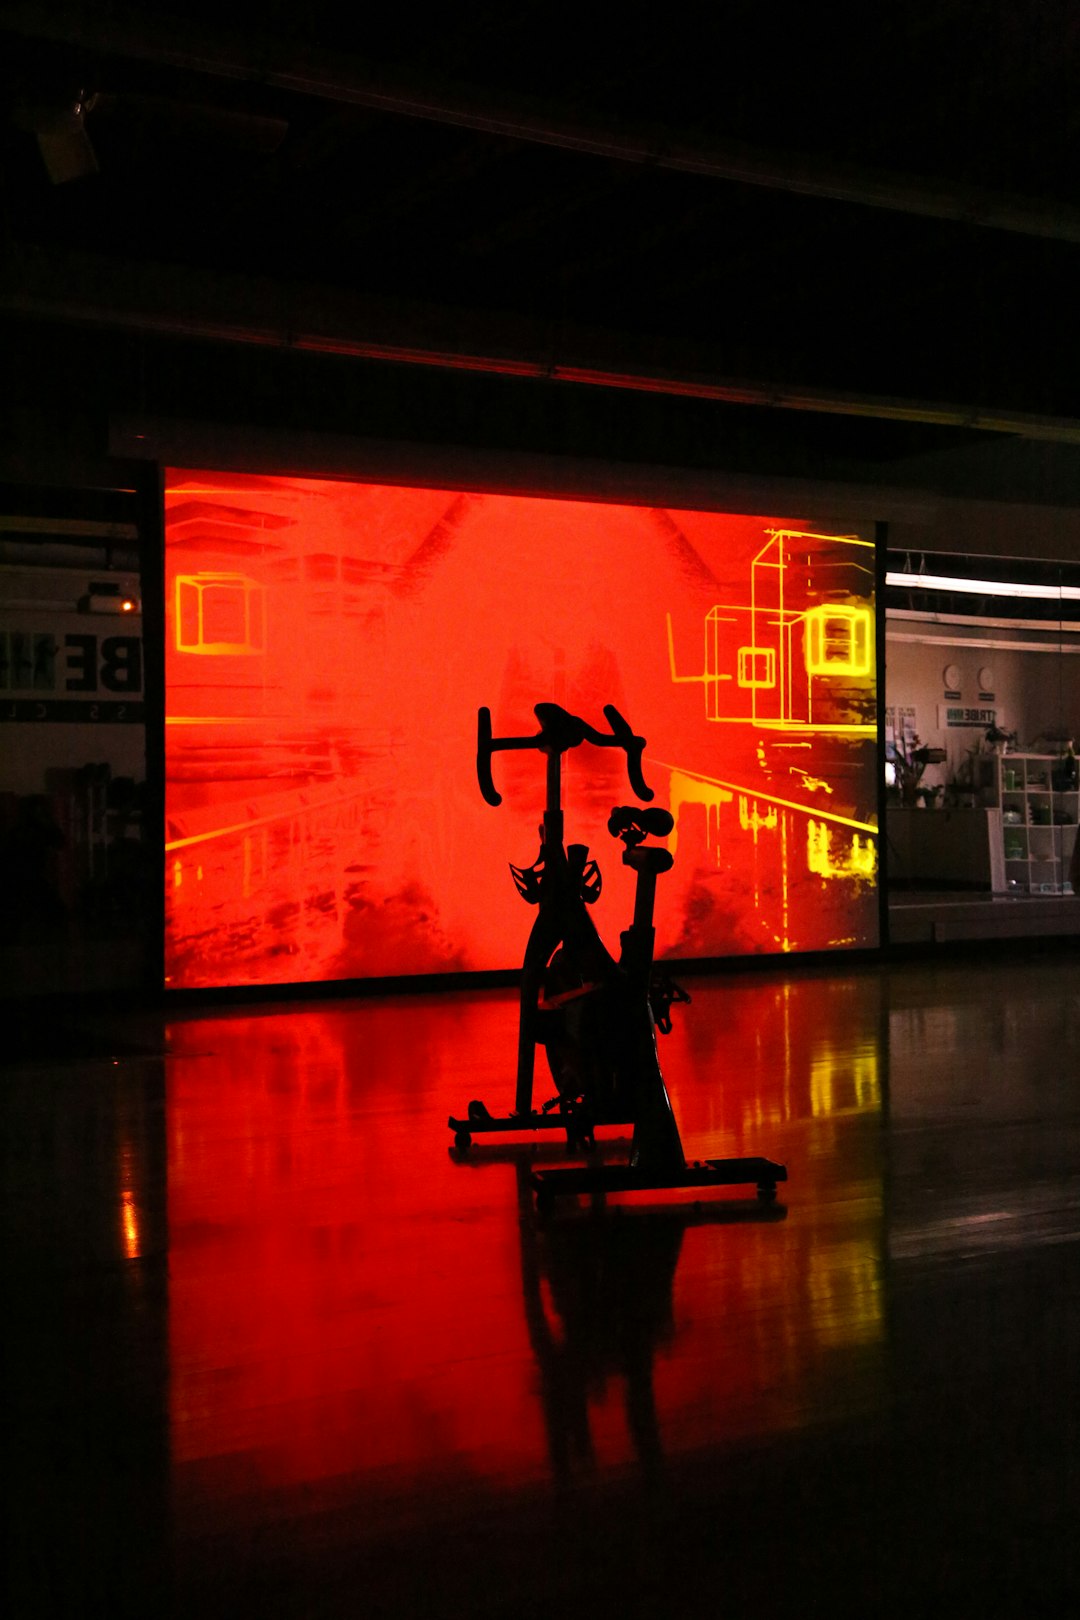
164, 470, 879, 988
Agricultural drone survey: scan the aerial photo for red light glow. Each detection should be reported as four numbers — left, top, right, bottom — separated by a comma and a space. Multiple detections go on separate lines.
167, 982, 885, 1512
164, 471, 878, 988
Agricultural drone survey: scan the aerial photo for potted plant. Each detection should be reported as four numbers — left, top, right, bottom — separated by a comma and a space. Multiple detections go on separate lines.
985, 724, 1017, 754
892, 735, 947, 806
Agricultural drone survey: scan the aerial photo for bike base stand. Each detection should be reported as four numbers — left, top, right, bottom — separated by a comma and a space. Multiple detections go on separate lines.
449, 1098, 631, 1151
530, 1155, 787, 1212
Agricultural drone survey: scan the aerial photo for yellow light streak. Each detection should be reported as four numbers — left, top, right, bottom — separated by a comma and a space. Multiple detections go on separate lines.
765, 528, 874, 550
653, 760, 877, 835
807, 820, 878, 881
739, 795, 778, 838
121, 1190, 140, 1259
164, 785, 373, 851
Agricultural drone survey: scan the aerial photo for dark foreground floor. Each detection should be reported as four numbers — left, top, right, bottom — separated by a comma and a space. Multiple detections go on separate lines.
4, 954, 1080, 1619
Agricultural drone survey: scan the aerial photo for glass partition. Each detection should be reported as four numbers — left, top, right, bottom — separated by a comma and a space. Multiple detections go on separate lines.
885, 550, 1080, 931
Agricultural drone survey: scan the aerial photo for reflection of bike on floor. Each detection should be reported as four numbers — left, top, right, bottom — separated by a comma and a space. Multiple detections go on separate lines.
515, 1161, 786, 1486
448, 701, 786, 1211
515, 1160, 682, 1483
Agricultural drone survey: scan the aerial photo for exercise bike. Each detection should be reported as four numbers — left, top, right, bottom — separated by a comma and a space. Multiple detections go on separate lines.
449, 701, 653, 1150
447, 701, 787, 1211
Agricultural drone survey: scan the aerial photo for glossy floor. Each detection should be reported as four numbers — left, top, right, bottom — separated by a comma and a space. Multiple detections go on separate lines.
6, 954, 1080, 1618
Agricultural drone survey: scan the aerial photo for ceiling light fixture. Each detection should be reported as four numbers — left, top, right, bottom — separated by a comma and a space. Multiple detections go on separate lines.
884, 570, 1080, 602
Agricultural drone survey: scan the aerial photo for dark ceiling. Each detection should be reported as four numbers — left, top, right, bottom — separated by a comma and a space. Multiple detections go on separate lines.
4, 2, 1080, 489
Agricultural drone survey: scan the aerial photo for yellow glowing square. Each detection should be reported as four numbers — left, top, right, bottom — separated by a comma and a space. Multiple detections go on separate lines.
175, 573, 266, 655
737, 646, 776, 688
804, 605, 872, 676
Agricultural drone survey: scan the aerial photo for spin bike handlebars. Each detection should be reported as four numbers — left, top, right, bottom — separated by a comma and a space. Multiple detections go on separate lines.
477, 703, 654, 807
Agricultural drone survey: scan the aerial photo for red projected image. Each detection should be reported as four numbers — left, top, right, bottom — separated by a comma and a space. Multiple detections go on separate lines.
164, 471, 878, 988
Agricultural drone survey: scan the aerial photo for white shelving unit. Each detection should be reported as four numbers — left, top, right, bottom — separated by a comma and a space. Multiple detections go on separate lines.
986, 752, 1079, 894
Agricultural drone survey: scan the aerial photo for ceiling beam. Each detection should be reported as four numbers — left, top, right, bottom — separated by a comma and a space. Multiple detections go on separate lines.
6, 242, 1080, 444
6, 3, 1080, 245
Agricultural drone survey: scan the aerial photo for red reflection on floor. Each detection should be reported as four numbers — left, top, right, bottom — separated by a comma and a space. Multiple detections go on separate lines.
167, 973, 886, 1522
164, 471, 878, 988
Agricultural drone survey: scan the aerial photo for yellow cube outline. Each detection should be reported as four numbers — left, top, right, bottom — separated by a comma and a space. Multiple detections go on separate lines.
803, 604, 873, 677
737, 645, 776, 689
175, 573, 267, 656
